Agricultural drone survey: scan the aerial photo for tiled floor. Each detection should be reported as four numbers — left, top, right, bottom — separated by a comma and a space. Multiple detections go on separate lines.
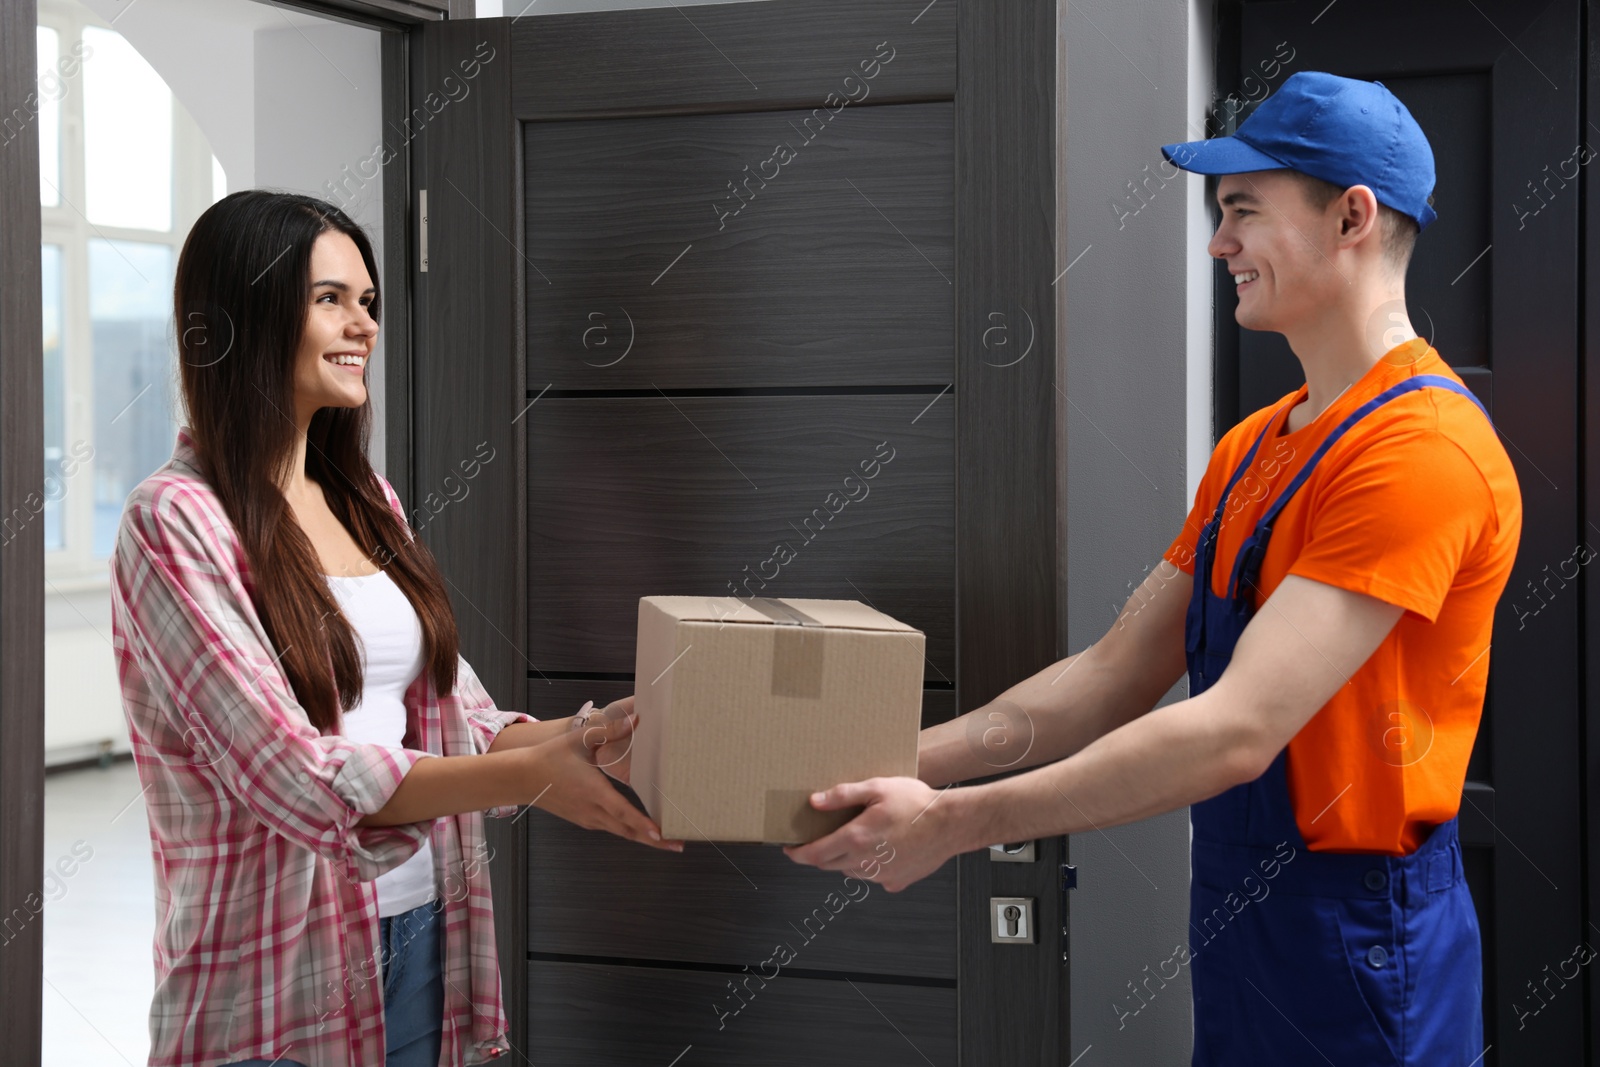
41, 759, 156, 1067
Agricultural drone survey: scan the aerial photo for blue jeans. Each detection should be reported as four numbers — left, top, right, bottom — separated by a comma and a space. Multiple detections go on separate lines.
220, 899, 444, 1067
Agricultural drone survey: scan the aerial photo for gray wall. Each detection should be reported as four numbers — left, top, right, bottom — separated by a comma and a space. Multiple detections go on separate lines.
1063, 0, 1211, 1061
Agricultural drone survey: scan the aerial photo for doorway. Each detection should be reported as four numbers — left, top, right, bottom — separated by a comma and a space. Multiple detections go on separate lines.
21, 1, 395, 1060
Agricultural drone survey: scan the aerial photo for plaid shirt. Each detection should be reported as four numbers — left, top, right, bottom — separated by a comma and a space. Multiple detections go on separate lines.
110, 428, 534, 1067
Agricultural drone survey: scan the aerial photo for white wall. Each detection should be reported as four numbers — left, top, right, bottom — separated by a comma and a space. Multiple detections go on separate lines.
77, 0, 259, 191
1187, 0, 1216, 506
253, 22, 388, 472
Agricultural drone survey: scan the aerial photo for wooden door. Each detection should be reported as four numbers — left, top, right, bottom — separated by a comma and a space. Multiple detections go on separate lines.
1218, 2, 1584, 1061
405, 3, 1065, 1062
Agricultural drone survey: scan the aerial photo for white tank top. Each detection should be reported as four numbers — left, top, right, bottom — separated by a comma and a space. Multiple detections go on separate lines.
326, 568, 437, 917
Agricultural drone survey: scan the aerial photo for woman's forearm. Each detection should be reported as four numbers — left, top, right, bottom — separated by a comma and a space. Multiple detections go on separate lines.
487, 718, 569, 753
356, 746, 542, 827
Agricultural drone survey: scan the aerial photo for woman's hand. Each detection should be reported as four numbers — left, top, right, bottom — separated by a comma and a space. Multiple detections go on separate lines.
527, 716, 682, 851
581, 696, 637, 785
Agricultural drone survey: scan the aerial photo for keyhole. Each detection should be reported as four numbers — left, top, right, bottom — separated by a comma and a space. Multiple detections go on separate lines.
1003, 905, 1021, 937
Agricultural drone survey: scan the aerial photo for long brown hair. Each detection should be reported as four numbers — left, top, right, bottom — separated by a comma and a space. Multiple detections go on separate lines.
174, 190, 459, 732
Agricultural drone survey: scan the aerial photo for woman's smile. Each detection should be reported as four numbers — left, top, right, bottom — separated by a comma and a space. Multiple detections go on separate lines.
323, 350, 368, 373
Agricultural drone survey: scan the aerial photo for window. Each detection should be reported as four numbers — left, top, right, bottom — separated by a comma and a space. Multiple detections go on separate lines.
37, 1, 223, 586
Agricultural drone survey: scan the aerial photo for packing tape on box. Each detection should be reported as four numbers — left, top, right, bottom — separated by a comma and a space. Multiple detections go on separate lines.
748, 597, 825, 699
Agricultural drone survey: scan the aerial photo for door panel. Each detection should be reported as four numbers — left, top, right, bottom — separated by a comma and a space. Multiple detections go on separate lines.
413, 2, 1063, 1062
507, 2, 955, 119
1225, 3, 1583, 1062
527, 961, 957, 1066
525, 805, 957, 978
527, 395, 955, 677
525, 103, 954, 390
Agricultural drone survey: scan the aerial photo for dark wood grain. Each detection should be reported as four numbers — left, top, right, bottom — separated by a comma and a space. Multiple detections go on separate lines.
523, 102, 954, 390
508, 0, 956, 120
381, 29, 413, 502
526, 395, 955, 679
521, 680, 956, 979
410, 16, 529, 1048
278, 0, 447, 25
954, 0, 1064, 1063
1584, 0, 1600, 1039
1, 0, 45, 1058
414, 0, 1070, 1059
1472, 4, 1584, 1058
527, 960, 957, 1066
524, 802, 956, 979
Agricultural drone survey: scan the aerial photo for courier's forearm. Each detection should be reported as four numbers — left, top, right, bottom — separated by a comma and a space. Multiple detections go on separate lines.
943, 685, 1261, 849
917, 644, 1160, 788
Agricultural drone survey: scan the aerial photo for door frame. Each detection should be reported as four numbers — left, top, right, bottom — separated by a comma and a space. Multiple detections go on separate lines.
0, 0, 438, 1058
1, 0, 47, 1054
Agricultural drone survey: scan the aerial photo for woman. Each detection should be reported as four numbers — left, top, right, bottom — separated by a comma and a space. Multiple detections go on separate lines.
109, 190, 679, 1067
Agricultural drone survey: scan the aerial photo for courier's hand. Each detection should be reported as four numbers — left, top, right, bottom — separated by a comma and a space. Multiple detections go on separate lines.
781, 777, 954, 892
581, 696, 636, 785
529, 721, 682, 852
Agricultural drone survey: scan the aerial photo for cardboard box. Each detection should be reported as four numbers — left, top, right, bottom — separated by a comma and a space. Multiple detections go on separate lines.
630, 596, 925, 844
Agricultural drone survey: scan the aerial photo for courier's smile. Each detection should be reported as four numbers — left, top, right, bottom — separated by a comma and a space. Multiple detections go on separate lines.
1207, 171, 1336, 334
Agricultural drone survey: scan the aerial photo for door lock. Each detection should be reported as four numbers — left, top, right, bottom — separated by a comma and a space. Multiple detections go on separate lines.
990, 896, 1035, 944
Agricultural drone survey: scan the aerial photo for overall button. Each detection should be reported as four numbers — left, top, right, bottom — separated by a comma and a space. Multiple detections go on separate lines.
1366, 945, 1389, 969
1363, 868, 1388, 892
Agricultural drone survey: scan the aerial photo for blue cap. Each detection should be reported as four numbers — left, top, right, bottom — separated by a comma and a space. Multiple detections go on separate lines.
1161, 71, 1437, 230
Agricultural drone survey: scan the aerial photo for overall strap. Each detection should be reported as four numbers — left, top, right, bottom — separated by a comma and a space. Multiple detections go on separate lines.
1223, 375, 1492, 601
1205, 401, 1296, 531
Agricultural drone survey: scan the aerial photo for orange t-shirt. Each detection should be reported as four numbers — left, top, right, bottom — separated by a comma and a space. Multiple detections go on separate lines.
1163, 339, 1522, 854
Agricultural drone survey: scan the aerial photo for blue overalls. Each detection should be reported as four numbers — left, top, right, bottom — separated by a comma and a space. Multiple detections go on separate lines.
1185, 375, 1487, 1066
